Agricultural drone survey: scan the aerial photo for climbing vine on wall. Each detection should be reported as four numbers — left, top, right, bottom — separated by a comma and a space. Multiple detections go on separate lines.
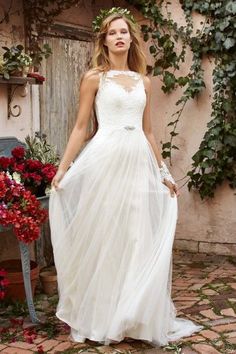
127, 0, 236, 199
2, 0, 235, 199
22, 0, 82, 67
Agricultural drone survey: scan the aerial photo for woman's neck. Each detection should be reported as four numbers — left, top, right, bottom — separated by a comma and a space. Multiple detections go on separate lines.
108, 53, 129, 71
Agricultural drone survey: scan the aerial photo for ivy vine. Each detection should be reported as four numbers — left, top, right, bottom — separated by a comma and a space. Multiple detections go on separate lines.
22, 0, 82, 67
127, 0, 236, 199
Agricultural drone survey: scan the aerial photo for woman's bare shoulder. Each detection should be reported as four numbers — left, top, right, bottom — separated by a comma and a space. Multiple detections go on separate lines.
80, 69, 101, 92
142, 75, 151, 93
83, 69, 100, 82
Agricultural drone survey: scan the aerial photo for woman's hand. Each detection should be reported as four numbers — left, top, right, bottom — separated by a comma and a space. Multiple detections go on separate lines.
163, 179, 180, 198
51, 170, 66, 191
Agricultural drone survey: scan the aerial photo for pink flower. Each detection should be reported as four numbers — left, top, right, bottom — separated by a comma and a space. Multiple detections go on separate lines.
0, 180, 7, 198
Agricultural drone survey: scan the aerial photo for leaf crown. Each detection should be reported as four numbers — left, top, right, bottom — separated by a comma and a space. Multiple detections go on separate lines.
92, 7, 136, 33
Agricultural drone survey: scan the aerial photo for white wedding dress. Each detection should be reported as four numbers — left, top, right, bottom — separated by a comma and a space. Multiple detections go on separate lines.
49, 70, 203, 346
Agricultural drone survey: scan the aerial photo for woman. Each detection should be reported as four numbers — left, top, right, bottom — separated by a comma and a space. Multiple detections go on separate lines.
49, 8, 203, 347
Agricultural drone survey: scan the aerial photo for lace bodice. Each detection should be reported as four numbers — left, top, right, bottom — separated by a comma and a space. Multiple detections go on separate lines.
95, 70, 146, 130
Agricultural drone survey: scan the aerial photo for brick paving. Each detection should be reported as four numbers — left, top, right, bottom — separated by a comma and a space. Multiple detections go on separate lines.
0, 250, 236, 353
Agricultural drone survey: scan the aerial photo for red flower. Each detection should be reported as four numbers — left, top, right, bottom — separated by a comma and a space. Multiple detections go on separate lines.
27, 159, 42, 171
14, 163, 25, 173
0, 269, 7, 277
11, 146, 25, 160
0, 172, 48, 243
0, 157, 12, 170
36, 345, 45, 353
28, 73, 46, 83
23, 328, 37, 343
41, 164, 57, 182
0, 145, 57, 197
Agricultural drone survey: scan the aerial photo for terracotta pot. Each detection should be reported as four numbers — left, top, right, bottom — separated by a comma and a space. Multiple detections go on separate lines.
40, 267, 57, 296
10, 66, 30, 77
9, 69, 23, 77
0, 259, 39, 302
22, 66, 30, 77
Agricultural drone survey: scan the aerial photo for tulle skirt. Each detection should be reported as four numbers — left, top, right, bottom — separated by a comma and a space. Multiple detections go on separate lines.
49, 126, 203, 346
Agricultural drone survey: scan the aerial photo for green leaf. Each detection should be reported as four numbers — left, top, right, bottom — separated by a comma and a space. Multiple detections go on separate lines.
222, 101, 232, 112
177, 76, 189, 87
223, 38, 235, 50
163, 71, 176, 90
153, 66, 162, 76
226, 1, 236, 14
162, 142, 171, 149
3, 72, 10, 80
203, 150, 215, 158
167, 120, 177, 126
162, 151, 171, 158
16, 44, 24, 51
170, 131, 178, 137
149, 45, 157, 54
224, 135, 236, 147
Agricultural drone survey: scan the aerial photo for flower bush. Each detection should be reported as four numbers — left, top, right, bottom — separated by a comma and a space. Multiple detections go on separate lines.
0, 145, 57, 198
0, 172, 48, 243
0, 268, 9, 300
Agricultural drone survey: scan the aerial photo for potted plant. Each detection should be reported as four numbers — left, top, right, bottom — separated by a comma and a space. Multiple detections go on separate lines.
39, 265, 57, 296
0, 45, 32, 79
0, 171, 48, 301
0, 133, 59, 303
0, 134, 59, 198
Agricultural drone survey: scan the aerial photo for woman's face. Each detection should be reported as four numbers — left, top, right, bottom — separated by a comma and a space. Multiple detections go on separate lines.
104, 18, 132, 54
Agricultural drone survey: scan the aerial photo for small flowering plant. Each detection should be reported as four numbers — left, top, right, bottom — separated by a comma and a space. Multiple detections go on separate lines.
0, 268, 9, 300
0, 45, 33, 79
0, 144, 57, 198
0, 172, 48, 243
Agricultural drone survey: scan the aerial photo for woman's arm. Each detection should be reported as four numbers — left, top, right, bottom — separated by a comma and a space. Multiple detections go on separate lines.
142, 75, 179, 197
52, 70, 99, 189
142, 76, 163, 168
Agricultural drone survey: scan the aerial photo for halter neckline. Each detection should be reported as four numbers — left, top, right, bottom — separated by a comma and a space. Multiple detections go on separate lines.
107, 69, 136, 74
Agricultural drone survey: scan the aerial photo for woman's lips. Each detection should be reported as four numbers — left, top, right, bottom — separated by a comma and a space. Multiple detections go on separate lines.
116, 42, 124, 46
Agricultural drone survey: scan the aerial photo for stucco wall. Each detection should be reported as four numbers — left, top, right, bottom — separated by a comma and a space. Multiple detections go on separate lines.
0, 0, 38, 140
147, 1, 236, 255
0, 0, 235, 256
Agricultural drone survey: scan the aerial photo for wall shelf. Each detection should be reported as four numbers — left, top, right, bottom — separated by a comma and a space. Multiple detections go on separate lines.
0, 75, 43, 119
0, 76, 41, 85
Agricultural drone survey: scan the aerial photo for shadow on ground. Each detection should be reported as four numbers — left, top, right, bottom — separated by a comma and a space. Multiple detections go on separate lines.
0, 250, 236, 354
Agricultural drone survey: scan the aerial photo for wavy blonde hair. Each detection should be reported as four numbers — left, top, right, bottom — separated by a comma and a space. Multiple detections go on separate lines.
92, 13, 147, 74
85, 12, 147, 141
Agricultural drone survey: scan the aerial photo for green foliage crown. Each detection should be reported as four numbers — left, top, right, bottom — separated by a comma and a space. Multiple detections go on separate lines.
92, 7, 136, 33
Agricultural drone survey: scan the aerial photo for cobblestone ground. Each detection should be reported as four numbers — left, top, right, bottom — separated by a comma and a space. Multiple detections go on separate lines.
0, 250, 236, 354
